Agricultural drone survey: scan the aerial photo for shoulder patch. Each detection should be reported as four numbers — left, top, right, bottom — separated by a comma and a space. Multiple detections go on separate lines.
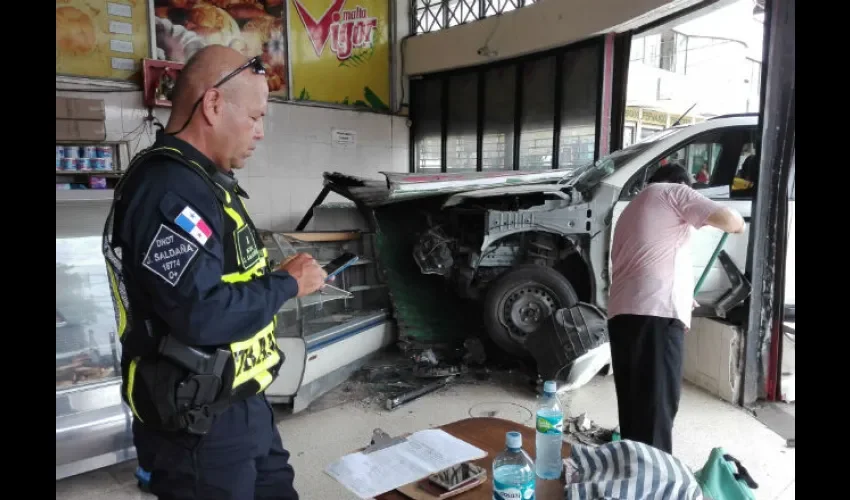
142, 224, 200, 287
174, 205, 213, 245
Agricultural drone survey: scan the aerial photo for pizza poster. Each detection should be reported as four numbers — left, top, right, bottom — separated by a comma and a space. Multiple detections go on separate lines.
288, 0, 390, 110
56, 0, 151, 80
153, 0, 289, 98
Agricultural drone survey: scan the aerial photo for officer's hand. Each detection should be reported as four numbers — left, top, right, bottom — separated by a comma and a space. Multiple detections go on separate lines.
280, 253, 327, 297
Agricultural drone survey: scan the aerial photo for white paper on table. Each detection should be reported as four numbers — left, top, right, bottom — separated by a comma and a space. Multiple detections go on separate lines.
324, 429, 488, 499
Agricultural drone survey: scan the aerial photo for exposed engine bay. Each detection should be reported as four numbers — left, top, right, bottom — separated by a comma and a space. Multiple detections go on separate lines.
411, 188, 595, 304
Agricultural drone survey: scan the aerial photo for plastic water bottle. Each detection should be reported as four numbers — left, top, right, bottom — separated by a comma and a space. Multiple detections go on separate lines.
535, 380, 564, 479
492, 431, 535, 500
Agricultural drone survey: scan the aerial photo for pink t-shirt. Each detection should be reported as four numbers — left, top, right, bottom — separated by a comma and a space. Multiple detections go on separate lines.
608, 183, 722, 328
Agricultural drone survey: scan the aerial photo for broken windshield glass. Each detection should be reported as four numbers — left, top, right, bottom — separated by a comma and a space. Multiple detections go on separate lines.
559, 140, 656, 191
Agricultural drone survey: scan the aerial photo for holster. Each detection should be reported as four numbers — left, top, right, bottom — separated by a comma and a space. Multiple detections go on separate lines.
158, 336, 231, 435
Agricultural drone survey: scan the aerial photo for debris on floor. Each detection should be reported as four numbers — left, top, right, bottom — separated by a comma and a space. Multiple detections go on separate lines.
562, 413, 619, 447
386, 375, 458, 411
410, 343, 471, 378
298, 345, 543, 415
462, 338, 487, 365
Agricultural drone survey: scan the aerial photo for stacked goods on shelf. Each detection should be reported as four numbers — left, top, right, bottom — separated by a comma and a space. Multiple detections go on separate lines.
56, 97, 106, 141
56, 97, 112, 191
56, 145, 114, 172
56, 144, 115, 190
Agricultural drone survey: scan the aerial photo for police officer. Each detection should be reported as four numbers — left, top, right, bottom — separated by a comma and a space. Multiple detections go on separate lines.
102, 45, 327, 499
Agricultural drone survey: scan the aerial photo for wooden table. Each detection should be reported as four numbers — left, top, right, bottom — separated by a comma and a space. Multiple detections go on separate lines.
376, 417, 571, 500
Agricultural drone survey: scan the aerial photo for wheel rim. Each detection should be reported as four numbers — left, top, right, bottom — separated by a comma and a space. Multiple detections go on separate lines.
499, 282, 559, 345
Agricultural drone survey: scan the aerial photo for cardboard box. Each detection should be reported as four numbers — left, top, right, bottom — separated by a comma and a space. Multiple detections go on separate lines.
56, 119, 106, 141
56, 97, 106, 121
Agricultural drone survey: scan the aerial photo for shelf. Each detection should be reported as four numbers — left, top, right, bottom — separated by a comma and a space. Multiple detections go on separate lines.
56, 189, 114, 202
56, 140, 125, 145
280, 286, 353, 312
348, 284, 388, 292
316, 258, 373, 267
56, 170, 122, 178
143, 59, 183, 108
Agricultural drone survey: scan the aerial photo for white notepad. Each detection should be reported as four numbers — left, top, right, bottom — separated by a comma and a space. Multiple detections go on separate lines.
325, 429, 488, 499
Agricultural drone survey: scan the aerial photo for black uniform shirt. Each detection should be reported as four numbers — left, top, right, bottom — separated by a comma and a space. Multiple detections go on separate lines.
114, 131, 298, 348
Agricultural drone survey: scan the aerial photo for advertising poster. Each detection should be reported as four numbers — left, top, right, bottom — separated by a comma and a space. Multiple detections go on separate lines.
56, 0, 151, 80
288, 0, 390, 111
153, 0, 288, 98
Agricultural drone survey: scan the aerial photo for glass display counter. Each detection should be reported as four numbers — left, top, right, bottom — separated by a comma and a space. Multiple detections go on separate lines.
261, 230, 395, 412
56, 198, 135, 481
56, 201, 396, 479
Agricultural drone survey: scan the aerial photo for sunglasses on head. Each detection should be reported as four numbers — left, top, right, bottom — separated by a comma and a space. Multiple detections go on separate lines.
213, 55, 266, 89
170, 56, 267, 135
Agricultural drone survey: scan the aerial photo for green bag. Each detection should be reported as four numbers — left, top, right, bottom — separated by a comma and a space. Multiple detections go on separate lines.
694, 448, 759, 500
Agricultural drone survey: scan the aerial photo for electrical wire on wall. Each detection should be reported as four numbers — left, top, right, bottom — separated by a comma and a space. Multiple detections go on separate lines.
476, 14, 502, 58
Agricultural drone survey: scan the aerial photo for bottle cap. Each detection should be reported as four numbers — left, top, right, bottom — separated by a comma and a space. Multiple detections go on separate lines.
506, 431, 522, 449
543, 380, 557, 394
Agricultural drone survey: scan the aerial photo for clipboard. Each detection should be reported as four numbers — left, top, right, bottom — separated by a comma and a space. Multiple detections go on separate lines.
325, 428, 488, 499
364, 428, 410, 454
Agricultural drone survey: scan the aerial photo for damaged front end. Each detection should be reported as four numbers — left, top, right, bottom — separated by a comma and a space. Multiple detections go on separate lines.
306, 169, 611, 391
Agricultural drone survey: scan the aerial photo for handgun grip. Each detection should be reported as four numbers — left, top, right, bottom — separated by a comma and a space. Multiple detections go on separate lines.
159, 336, 214, 374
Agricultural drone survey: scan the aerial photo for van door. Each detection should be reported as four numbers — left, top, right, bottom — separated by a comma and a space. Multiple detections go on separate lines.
609, 126, 759, 318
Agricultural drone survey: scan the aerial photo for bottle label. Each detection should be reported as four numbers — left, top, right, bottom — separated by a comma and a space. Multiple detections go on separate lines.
536, 414, 564, 435
493, 478, 535, 500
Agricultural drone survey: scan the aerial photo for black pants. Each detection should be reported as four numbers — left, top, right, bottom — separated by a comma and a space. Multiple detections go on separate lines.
608, 314, 685, 454
134, 394, 299, 500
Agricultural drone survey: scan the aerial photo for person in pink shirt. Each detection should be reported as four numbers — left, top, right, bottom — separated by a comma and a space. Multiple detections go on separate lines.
608, 164, 745, 454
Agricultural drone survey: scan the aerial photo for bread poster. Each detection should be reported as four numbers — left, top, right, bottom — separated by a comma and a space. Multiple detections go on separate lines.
56, 0, 152, 80
288, 0, 390, 110
153, 0, 289, 98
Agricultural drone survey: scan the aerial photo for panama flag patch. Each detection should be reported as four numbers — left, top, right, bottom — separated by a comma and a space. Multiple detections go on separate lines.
174, 206, 212, 245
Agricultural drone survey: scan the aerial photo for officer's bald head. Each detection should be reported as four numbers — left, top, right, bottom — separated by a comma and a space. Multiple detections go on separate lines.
165, 45, 268, 171
169, 46, 247, 113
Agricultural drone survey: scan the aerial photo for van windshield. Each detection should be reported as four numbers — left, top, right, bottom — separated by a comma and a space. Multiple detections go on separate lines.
558, 140, 656, 191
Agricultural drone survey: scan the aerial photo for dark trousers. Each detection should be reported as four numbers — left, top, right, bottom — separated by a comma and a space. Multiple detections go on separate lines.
608, 314, 685, 454
134, 395, 299, 500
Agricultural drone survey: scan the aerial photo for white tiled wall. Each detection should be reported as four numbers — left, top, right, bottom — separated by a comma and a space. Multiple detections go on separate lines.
56, 89, 410, 231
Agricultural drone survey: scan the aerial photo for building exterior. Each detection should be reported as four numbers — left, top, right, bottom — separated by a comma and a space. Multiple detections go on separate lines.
624, 0, 764, 148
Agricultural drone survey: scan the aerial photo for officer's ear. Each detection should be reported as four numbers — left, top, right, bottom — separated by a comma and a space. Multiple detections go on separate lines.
200, 89, 226, 125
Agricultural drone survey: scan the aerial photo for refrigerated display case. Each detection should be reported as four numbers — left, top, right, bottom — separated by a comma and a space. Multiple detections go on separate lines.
56, 198, 136, 481
260, 229, 395, 412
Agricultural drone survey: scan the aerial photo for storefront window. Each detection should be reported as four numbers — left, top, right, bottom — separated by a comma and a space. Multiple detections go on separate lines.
623, 125, 636, 148
640, 126, 661, 140
56, 235, 121, 390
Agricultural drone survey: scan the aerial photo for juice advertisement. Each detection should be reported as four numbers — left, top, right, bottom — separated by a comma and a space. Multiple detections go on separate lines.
288, 0, 390, 111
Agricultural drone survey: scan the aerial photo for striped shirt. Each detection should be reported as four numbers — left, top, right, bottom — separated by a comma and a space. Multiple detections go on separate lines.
565, 440, 704, 499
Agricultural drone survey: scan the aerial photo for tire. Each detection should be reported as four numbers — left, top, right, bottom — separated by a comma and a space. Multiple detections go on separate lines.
483, 264, 579, 356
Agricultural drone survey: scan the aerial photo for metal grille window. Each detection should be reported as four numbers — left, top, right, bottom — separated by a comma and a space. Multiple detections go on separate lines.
559, 45, 601, 169
414, 0, 530, 34
412, 78, 444, 172
410, 37, 604, 173
633, 30, 688, 74
518, 56, 556, 170
447, 0, 480, 27
414, 0, 447, 35
481, 64, 516, 171
446, 73, 479, 172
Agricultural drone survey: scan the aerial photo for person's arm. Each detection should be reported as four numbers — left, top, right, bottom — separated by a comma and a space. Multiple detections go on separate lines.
125, 167, 301, 347
705, 206, 745, 233
667, 184, 745, 233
